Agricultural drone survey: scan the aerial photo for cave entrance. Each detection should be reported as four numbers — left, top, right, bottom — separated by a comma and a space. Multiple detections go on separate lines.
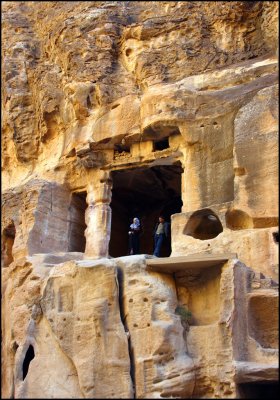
2, 221, 16, 267
109, 162, 183, 258
68, 191, 87, 252
237, 382, 279, 399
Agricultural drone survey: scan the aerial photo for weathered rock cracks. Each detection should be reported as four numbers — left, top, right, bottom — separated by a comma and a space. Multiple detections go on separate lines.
2, 1, 278, 398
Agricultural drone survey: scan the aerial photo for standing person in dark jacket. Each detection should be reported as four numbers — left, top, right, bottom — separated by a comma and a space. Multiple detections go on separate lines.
153, 216, 170, 257
128, 217, 141, 255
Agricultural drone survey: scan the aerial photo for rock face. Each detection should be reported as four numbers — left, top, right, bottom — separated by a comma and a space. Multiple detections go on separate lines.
2, 254, 278, 399
116, 256, 196, 398
1, 1, 278, 399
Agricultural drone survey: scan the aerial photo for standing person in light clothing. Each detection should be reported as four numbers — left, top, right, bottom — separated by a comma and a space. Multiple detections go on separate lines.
128, 217, 141, 255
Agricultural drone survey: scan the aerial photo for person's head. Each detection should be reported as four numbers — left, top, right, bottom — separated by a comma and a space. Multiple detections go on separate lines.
133, 217, 140, 225
159, 216, 165, 223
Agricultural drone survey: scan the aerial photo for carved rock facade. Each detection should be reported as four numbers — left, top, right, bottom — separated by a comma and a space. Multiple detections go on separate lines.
1, 2, 278, 398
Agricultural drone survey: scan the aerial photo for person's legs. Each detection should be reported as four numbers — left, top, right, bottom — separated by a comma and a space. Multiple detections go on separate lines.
153, 235, 158, 256
153, 234, 164, 257
128, 234, 133, 255
135, 235, 140, 254
132, 234, 140, 254
158, 234, 164, 256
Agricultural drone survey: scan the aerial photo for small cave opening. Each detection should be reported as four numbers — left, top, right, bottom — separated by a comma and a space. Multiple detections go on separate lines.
2, 221, 16, 267
153, 137, 169, 151
68, 191, 87, 252
109, 163, 183, 257
237, 382, 279, 399
125, 48, 133, 57
225, 209, 253, 230
22, 344, 35, 380
114, 143, 131, 159
12, 341, 19, 354
272, 232, 279, 243
114, 143, 130, 154
184, 209, 223, 240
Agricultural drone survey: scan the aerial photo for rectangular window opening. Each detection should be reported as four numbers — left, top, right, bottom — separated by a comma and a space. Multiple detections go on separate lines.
153, 137, 169, 152
114, 144, 130, 154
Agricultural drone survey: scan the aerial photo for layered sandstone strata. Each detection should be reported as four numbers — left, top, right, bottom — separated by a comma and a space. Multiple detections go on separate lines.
1, 1, 279, 399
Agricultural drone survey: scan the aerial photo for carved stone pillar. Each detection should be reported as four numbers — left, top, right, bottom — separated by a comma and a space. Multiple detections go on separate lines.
84, 172, 112, 258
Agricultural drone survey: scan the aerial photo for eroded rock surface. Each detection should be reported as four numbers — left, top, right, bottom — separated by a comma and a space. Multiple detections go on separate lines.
2, 259, 133, 399
1, 1, 279, 398
116, 255, 195, 398
2, 255, 278, 398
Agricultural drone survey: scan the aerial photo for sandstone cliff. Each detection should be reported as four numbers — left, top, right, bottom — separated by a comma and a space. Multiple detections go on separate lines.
1, 2, 278, 398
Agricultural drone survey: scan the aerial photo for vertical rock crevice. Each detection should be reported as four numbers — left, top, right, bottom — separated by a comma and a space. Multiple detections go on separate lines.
22, 345, 35, 381
116, 267, 135, 398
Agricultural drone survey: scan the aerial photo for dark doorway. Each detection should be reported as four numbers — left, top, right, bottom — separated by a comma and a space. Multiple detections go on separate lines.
237, 382, 279, 399
109, 162, 183, 257
68, 192, 87, 252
